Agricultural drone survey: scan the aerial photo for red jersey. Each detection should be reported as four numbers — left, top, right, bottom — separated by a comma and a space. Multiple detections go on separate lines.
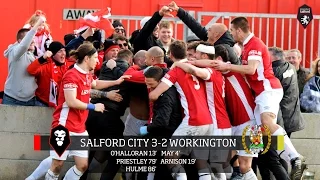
204, 68, 231, 129
27, 57, 75, 107
242, 33, 282, 96
162, 67, 212, 126
52, 64, 93, 133
124, 64, 168, 84
223, 72, 256, 126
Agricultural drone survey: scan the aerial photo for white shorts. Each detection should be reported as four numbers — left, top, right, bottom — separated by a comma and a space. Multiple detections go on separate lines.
212, 127, 232, 136
172, 121, 214, 160
123, 113, 148, 136
209, 127, 232, 163
254, 89, 283, 125
50, 131, 88, 160
172, 121, 214, 136
232, 120, 258, 158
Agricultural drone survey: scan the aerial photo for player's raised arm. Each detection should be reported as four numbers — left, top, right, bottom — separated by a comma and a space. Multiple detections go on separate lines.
91, 75, 131, 89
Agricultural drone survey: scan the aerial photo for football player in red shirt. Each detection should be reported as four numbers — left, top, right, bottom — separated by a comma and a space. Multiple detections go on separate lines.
41, 43, 130, 180
211, 17, 305, 180
149, 40, 213, 180
172, 43, 233, 180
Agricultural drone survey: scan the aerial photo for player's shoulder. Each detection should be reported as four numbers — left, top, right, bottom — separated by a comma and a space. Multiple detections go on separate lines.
65, 67, 77, 76
250, 36, 267, 48
62, 68, 81, 81
173, 66, 185, 73
166, 67, 186, 76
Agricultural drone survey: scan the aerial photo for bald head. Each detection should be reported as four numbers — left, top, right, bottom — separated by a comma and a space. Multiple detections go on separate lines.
207, 23, 228, 43
145, 46, 165, 66
211, 23, 228, 33
148, 46, 164, 57
133, 50, 147, 66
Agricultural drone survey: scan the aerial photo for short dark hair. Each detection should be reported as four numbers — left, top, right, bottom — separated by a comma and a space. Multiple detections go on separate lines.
114, 34, 127, 42
117, 49, 133, 59
214, 45, 230, 62
144, 66, 164, 81
64, 34, 76, 46
268, 47, 284, 60
187, 41, 200, 51
17, 28, 30, 40
231, 17, 250, 33
169, 40, 187, 60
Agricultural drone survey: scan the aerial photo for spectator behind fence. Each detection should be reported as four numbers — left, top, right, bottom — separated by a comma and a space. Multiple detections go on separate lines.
103, 40, 120, 61
27, 41, 75, 107
2, 16, 45, 106
156, 21, 174, 55
113, 34, 132, 51
286, 49, 310, 97
111, 20, 126, 38
300, 58, 320, 113
23, 10, 52, 58
132, 6, 174, 67
129, 16, 159, 49
269, 47, 305, 137
267, 47, 306, 178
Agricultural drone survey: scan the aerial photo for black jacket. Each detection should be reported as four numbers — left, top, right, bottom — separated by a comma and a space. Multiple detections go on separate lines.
129, 29, 140, 48
176, 8, 240, 65
90, 59, 130, 116
297, 67, 310, 96
147, 86, 182, 137
272, 60, 305, 133
132, 11, 174, 68
133, 11, 162, 54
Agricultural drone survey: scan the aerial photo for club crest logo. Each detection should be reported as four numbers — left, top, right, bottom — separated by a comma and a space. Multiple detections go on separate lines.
242, 125, 271, 154
49, 125, 71, 157
297, 4, 313, 29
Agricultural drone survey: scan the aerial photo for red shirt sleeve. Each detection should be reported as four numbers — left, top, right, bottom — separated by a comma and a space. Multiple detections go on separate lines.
62, 73, 78, 91
247, 44, 263, 62
205, 68, 220, 81
27, 59, 44, 76
123, 65, 145, 83
161, 67, 179, 87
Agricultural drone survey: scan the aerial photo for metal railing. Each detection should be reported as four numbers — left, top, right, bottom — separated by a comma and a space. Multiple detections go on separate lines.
197, 12, 320, 68
109, 12, 319, 68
